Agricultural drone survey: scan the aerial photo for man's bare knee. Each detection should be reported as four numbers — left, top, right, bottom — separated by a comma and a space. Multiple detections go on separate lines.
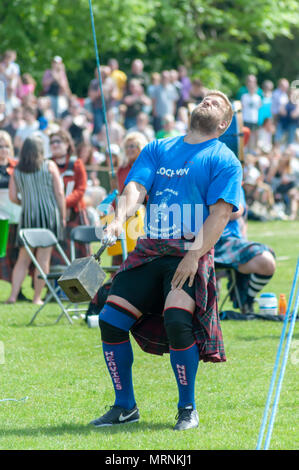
164, 289, 196, 314
239, 251, 276, 276
107, 294, 143, 318
260, 251, 276, 276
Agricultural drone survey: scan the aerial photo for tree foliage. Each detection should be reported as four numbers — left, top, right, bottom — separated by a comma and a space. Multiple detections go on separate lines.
0, 0, 155, 92
0, 0, 298, 96
145, 0, 299, 94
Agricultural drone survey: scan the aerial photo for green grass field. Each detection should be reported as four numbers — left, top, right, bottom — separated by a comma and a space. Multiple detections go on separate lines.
0, 221, 298, 450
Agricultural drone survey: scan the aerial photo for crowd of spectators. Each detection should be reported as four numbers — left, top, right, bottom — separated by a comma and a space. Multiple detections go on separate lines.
238, 75, 299, 221
0, 49, 298, 301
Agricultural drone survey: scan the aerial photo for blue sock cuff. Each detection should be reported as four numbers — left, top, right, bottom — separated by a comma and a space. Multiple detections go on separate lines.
99, 303, 137, 332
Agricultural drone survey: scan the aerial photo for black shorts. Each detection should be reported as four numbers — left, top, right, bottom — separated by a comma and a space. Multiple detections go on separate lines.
109, 256, 196, 314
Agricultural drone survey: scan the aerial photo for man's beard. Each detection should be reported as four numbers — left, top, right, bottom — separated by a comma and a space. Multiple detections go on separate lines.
193, 106, 221, 135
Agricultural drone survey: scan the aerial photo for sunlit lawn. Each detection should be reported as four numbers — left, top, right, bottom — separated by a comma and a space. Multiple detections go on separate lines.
0, 220, 298, 450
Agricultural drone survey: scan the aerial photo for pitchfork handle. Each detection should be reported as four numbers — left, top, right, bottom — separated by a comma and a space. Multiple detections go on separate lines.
94, 241, 110, 261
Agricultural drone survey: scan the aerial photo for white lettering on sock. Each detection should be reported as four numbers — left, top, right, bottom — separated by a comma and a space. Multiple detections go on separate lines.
176, 364, 188, 386
105, 351, 122, 390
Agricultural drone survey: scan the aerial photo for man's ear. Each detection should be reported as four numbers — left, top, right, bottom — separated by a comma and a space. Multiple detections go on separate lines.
218, 120, 228, 132
218, 121, 227, 135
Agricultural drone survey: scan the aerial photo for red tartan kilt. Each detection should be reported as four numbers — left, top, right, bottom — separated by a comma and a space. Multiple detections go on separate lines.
109, 238, 226, 362
0, 224, 19, 283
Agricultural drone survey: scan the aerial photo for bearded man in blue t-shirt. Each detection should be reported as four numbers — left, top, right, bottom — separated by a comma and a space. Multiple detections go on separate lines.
90, 90, 243, 431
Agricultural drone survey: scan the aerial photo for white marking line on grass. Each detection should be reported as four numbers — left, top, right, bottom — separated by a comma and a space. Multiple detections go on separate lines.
0, 396, 29, 403
276, 256, 290, 261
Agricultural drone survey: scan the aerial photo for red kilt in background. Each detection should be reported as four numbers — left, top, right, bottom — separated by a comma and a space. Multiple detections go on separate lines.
96, 237, 226, 363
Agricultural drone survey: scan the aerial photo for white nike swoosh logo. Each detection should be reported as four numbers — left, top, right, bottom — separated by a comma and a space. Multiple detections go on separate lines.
119, 410, 137, 422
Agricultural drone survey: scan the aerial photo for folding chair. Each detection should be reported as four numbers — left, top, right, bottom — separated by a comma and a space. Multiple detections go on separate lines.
215, 263, 243, 313
70, 225, 100, 261
19, 228, 73, 326
70, 224, 126, 272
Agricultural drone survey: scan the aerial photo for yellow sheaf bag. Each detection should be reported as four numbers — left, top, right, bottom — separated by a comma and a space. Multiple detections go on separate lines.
100, 206, 145, 256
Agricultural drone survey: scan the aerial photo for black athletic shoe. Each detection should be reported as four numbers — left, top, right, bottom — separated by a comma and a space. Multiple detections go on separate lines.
89, 405, 140, 427
174, 405, 199, 431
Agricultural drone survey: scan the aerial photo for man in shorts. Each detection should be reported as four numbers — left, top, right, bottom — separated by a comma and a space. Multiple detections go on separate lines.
90, 90, 243, 431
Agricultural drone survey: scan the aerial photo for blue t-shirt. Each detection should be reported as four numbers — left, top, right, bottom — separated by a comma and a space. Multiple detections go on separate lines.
220, 187, 246, 240
125, 135, 242, 239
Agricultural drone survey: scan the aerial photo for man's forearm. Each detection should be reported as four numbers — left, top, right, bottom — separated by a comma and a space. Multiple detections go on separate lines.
115, 182, 147, 224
